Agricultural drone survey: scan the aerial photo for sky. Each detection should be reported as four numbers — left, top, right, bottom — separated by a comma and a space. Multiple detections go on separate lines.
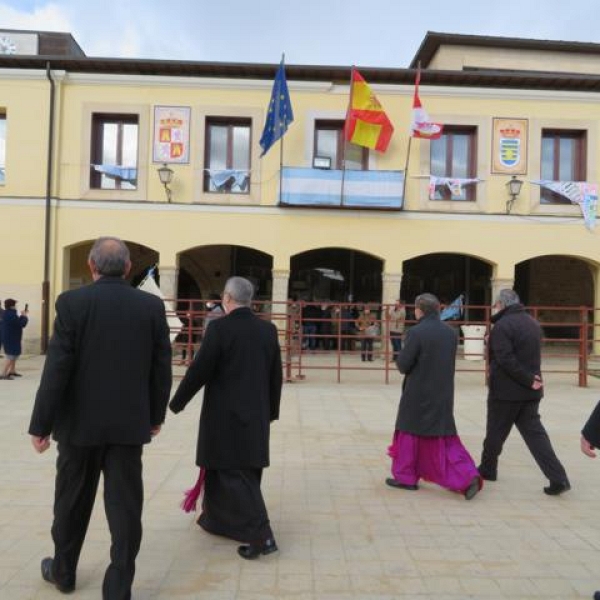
0, 0, 599, 68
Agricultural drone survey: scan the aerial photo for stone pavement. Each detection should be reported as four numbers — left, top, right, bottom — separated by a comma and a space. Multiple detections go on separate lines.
1, 355, 600, 599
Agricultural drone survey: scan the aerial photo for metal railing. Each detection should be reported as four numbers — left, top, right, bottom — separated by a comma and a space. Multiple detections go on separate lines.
166, 300, 594, 387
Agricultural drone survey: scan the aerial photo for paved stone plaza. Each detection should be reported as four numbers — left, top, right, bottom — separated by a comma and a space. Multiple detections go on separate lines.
1, 355, 600, 599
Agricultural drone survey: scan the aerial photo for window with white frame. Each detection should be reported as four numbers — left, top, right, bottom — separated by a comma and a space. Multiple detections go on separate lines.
204, 118, 251, 194
430, 126, 477, 201
90, 113, 139, 190
314, 120, 367, 170
540, 129, 586, 204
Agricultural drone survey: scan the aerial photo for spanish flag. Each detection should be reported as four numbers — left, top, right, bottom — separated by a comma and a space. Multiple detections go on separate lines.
344, 69, 394, 153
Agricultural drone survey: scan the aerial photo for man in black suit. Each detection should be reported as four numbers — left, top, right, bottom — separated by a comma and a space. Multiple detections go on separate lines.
478, 289, 570, 495
28, 237, 172, 599
581, 403, 600, 600
169, 276, 282, 559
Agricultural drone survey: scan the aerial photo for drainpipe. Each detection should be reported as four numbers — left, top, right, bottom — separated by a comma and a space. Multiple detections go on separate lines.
42, 61, 55, 353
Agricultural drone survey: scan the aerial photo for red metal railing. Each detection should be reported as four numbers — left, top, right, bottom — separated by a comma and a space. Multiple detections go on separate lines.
166, 299, 594, 387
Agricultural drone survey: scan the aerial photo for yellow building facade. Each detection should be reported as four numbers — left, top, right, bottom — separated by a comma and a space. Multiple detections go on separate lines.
1, 30, 600, 351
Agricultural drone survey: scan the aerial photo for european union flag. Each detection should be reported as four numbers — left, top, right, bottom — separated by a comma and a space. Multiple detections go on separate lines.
260, 59, 293, 157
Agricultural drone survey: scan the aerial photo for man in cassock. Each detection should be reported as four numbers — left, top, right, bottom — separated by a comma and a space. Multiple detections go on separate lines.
386, 293, 481, 500
169, 276, 282, 559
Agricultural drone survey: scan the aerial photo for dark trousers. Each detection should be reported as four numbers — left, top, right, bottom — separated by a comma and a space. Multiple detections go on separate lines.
302, 324, 317, 350
360, 337, 373, 361
51, 443, 143, 600
480, 397, 568, 483
340, 333, 353, 352
390, 333, 403, 360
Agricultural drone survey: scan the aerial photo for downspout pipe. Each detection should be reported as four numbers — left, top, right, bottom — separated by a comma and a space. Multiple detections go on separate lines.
42, 61, 55, 353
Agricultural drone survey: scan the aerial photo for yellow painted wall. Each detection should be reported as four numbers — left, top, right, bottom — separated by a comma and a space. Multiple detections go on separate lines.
0, 74, 49, 197
429, 44, 600, 75
2, 60, 600, 351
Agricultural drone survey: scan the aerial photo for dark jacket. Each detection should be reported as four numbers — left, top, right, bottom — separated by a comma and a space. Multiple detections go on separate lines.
169, 306, 283, 469
582, 400, 600, 449
395, 313, 458, 436
28, 277, 173, 445
488, 304, 542, 403
1, 308, 28, 356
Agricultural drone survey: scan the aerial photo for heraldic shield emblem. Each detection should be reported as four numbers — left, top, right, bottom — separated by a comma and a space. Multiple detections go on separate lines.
499, 127, 520, 167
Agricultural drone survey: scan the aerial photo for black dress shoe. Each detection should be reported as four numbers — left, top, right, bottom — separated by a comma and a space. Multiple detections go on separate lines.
385, 478, 418, 490
10, 372, 22, 377
477, 465, 497, 481
544, 480, 571, 496
237, 537, 278, 560
464, 476, 481, 500
41, 557, 75, 594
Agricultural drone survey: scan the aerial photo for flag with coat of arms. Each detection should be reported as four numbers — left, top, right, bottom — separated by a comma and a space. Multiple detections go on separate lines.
344, 68, 394, 152
411, 68, 443, 140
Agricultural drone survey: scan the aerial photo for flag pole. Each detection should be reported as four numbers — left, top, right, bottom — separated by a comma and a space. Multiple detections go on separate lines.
279, 128, 284, 204
341, 65, 354, 207
402, 62, 420, 208
402, 136, 412, 208
278, 53, 285, 205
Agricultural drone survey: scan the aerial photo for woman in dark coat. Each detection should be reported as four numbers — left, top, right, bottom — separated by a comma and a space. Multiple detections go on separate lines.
1, 298, 28, 379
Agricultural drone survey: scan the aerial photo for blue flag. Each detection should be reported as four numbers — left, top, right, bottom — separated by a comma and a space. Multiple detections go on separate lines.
440, 294, 464, 321
259, 59, 293, 157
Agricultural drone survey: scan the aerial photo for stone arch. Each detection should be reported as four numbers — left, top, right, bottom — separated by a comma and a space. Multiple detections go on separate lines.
64, 239, 159, 289
289, 247, 384, 303
515, 254, 596, 338
401, 252, 494, 319
177, 244, 273, 301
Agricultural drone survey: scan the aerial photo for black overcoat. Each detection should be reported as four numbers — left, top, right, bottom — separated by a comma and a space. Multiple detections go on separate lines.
28, 277, 173, 445
169, 306, 283, 469
395, 313, 458, 436
1, 308, 28, 356
582, 400, 600, 448
488, 304, 542, 403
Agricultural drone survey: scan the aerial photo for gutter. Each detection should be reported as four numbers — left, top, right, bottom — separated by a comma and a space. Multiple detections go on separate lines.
42, 61, 55, 353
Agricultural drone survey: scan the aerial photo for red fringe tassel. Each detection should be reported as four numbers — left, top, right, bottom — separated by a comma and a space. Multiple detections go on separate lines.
180, 467, 206, 513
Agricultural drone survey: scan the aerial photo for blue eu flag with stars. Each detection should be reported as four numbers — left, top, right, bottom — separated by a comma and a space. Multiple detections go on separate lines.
260, 58, 294, 157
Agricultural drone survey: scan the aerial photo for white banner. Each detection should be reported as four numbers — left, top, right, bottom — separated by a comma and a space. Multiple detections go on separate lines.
428, 176, 481, 200
138, 271, 183, 342
531, 180, 597, 231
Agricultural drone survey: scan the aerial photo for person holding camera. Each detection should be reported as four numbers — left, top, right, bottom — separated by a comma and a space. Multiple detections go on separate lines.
1, 298, 28, 379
